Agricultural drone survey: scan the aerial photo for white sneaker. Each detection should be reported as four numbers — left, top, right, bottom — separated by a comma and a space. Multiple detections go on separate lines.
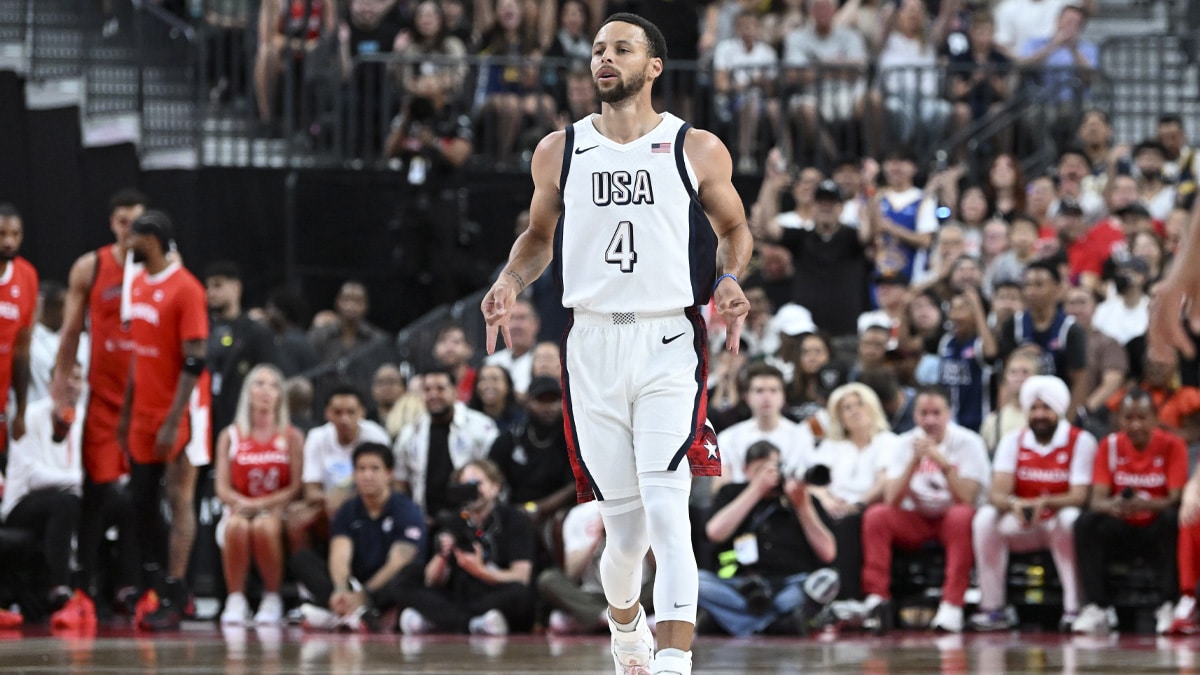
1071, 604, 1112, 635
609, 606, 654, 675
220, 592, 250, 626
300, 603, 339, 631
399, 607, 433, 635
803, 568, 841, 606
254, 593, 284, 626
649, 647, 691, 675
929, 602, 964, 633
468, 608, 508, 636
1156, 601, 1175, 635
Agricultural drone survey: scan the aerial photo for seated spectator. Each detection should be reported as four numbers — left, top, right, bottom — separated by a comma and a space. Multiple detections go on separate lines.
1093, 257, 1150, 347
370, 364, 406, 434
488, 376, 575, 539
970, 376, 1096, 631
554, 67, 600, 129
993, 0, 1076, 58
708, 340, 751, 434
336, 0, 409, 155
700, 441, 839, 636
809, 383, 895, 600
544, 0, 591, 67
715, 364, 816, 491
307, 281, 394, 407
263, 286, 319, 378
530, 340, 561, 380
710, 10, 777, 172
1017, 4, 1097, 104
858, 273, 912, 351
1132, 230, 1168, 291
873, 0, 954, 150
859, 366, 917, 434
1072, 389, 1186, 635
783, 332, 842, 427
0, 363, 89, 625
1068, 175, 1140, 292
293, 443, 426, 631
958, 186, 991, 257
538, 500, 654, 635
285, 375, 317, 433
985, 154, 1027, 222
1131, 140, 1177, 221
398, 0, 469, 103
432, 323, 477, 403
1063, 286, 1128, 437
753, 160, 823, 235
395, 368, 499, 516
468, 364, 523, 433
937, 288, 997, 432
254, 0, 336, 126
861, 385, 990, 633
483, 298, 538, 396
833, 0, 887, 54
782, 0, 869, 166
400, 459, 535, 635
988, 278, 1025, 331
984, 213, 1041, 295
214, 365, 304, 626
287, 384, 391, 552
1027, 175, 1058, 232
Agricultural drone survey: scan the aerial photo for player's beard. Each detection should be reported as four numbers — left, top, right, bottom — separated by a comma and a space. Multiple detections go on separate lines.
596, 69, 647, 104
0, 250, 15, 262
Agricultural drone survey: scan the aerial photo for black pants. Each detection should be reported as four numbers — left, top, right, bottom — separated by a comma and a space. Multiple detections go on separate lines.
289, 549, 420, 611
5, 487, 81, 590
404, 580, 535, 634
78, 477, 140, 598
827, 511, 865, 601
1074, 508, 1179, 607
129, 461, 169, 581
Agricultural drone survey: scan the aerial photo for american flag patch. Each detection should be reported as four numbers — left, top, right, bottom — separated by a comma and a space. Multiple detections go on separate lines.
651, 142, 671, 153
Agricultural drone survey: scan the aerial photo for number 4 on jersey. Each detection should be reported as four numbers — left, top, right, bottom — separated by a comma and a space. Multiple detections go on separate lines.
605, 220, 637, 273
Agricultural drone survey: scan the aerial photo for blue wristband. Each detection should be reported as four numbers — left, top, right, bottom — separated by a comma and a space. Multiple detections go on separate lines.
713, 273, 738, 294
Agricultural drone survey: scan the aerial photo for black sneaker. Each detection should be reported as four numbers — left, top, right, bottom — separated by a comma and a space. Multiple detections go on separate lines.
138, 580, 185, 631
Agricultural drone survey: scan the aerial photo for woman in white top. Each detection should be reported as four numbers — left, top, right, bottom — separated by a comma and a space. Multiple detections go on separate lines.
809, 382, 896, 599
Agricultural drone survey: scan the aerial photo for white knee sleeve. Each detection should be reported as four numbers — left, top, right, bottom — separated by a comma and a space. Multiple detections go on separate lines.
599, 496, 650, 610
640, 476, 698, 624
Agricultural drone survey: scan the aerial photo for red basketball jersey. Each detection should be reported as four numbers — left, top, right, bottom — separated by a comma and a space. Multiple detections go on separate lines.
128, 262, 209, 423
1014, 425, 1082, 519
0, 257, 38, 411
87, 245, 135, 407
228, 426, 292, 498
1093, 428, 1188, 525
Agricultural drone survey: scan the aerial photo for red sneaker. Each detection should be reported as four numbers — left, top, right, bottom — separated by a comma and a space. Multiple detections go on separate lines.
1167, 595, 1200, 636
51, 591, 97, 629
0, 609, 23, 628
133, 590, 158, 629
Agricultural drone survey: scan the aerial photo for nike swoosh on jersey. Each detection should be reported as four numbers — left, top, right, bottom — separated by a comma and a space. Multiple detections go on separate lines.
662, 333, 685, 344
574, 145, 599, 155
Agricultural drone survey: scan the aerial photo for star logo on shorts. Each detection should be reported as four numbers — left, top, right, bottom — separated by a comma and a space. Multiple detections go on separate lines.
705, 440, 717, 460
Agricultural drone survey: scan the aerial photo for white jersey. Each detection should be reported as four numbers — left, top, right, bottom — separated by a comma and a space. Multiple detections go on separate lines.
557, 113, 717, 313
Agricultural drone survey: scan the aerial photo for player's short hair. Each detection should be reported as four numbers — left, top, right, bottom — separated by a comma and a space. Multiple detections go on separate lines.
600, 13, 668, 61
109, 188, 147, 214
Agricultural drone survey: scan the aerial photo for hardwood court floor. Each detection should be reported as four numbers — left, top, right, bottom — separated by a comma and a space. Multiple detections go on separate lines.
1, 625, 1197, 674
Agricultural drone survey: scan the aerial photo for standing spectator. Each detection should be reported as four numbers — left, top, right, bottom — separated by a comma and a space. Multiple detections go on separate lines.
293, 443, 426, 631
308, 280, 393, 404
0, 204, 35, 466
937, 288, 997, 432
483, 298, 538, 395
947, 12, 1011, 131
875, 0, 954, 150
488, 376, 575, 525
394, 368, 499, 516
970, 376, 1096, 631
752, 178, 875, 339
1063, 287, 1127, 436
783, 0, 869, 167
214, 365, 304, 626
712, 10, 781, 174
432, 323, 476, 403
118, 211, 210, 631
997, 261, 1088, 421
50, 188, 144, 615
263, 286, 319, 378
700, 441, 839, 636
254, 0, 336, 126
336, 0, 409, 156
808, 383, 895, 600
400, 459, 535, 635
1071, 390, 1187, 635
715, 364, 816, 489
869, 149, 938, 282
29, 282, 74, 405
0, 362, 88, 624
205, 261, 278, 437
468, 364, 523, 432
288, 384, 390, 552
861, 385, 990, 633
1017, 5, 1098, 105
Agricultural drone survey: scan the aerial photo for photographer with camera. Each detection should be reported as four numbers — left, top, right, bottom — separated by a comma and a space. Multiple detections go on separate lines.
399, 458, 535, 636
699, 441, 839, 637
969, 376, 1097, 632
291, 442, 426, 631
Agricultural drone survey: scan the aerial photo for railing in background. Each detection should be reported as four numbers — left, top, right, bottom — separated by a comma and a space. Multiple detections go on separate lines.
1099, 32, 1199, 146
0, 0, 28, 53
131, 0, 202, 157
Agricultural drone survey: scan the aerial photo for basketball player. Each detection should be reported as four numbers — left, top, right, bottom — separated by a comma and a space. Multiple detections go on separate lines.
0, 204, 37, 464
481, 14, 752, 675
118, 211, 211, 631
50, 189, 146, 608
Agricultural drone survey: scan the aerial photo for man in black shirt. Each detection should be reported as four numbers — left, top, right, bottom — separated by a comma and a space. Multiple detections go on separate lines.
752, 180, 874, 337
205, 261, 278, 433
699, 441, 839, 636
488, 376, 575, 523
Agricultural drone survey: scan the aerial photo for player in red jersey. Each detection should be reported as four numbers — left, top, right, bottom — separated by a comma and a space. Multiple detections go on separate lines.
50, 189, 147, 612
0, 204, 38, 464
213, 364, 303, 626
117, 210, 210, 631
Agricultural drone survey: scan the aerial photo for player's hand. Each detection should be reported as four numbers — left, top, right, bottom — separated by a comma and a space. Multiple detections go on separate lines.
713, 277, 749, 352
9, 411, 24, 441
1147, 275, 1200, 368
155, 419, 179, 460
481, 274, 521, 355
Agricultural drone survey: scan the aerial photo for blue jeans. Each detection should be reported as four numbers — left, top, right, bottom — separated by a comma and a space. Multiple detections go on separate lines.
697, 569, 810, 637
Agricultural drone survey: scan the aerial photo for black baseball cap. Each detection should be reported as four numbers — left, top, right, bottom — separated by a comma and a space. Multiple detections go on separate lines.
814, 180, 842, 202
